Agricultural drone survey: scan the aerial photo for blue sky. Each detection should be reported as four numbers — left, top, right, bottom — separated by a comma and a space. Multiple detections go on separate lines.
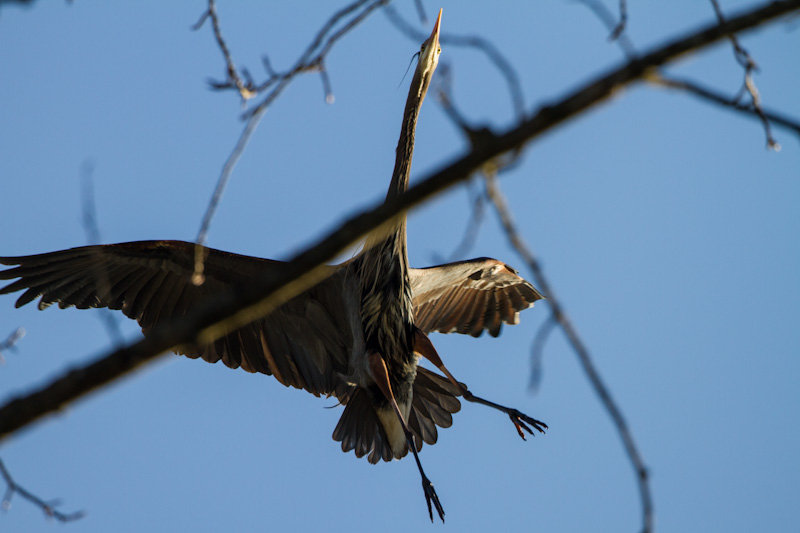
1, 1, 798, 532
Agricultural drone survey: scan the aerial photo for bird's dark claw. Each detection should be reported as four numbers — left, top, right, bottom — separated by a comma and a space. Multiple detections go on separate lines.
422, 475, 445, 523
508, 409, 548, 440
461, 389, 547, 441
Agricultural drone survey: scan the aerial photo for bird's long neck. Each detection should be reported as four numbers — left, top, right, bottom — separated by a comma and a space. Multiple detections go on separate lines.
387, 85, 422, 201
357, 71, 427, 357
366, 71, 425, 261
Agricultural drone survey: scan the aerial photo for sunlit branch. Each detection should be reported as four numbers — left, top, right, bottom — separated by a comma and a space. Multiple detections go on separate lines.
1, 0, 797, 446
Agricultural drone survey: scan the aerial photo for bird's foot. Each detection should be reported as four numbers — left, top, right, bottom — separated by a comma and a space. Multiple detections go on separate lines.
507, 409, 548, 440
421, 474, 445, 523
462, 390, 547, 440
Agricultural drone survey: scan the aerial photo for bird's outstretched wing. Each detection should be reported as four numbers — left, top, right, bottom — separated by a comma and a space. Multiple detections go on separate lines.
0, 240, 357, 396
410, 258, 544, 337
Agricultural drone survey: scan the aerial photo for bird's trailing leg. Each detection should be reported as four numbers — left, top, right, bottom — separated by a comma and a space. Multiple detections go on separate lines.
367, 351, 445, 523
413, 329, 548, 439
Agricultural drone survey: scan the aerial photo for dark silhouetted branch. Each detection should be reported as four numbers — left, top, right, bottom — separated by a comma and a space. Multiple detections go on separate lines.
2, 0, 797, 446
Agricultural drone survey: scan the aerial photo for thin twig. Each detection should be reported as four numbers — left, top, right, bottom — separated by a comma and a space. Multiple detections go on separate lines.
193, 0, 254, 104
0, 328, 25, 366
413, 0, 428, 25
432, 179, 486, 264
80, 160, 124, 345
0, 458, 84, 522
576, 0, 637, 57
609, 0, 629, 40
710, 0, 780, 150
244, 0, 387, 115
529, 314, 557, 392
483, 172, 654, 533
193, 114, 263, 285
653, 74, 800, 141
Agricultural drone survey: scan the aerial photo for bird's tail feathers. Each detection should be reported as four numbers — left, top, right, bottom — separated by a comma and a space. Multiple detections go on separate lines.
332, 367, 461, 463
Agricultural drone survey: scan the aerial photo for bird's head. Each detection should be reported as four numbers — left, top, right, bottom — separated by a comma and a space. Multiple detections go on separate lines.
413, 8, 442, 103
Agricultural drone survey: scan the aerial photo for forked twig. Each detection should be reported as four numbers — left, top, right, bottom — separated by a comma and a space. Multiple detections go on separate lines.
0, 458, 84, 522
710, 0, 780, 149
191, 0, 388, 284
192, 0, 254, 104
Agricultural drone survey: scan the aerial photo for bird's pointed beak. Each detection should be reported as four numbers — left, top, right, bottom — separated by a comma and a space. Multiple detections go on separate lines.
430, 9, 442, 44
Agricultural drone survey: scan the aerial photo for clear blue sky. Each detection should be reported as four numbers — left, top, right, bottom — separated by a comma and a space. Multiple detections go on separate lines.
1, 2, 798, 532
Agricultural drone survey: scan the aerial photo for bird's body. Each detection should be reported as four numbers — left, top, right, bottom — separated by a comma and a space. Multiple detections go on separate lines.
355, 242, 417, 456
0, 10, 546, 521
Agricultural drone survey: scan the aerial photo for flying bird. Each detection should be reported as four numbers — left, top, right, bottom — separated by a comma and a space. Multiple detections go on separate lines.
0, 9, 546, 522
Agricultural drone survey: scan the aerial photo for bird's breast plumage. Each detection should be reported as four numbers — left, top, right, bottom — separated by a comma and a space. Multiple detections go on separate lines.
356, 240, 417, 404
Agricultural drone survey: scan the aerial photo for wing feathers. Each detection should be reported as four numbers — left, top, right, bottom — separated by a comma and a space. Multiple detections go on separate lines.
2, 244, 539, 461
0, 241, 353, 397
410, 258, 543, 338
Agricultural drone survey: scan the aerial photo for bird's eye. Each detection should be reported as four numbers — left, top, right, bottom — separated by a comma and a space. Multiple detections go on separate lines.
437, 46, 441, 54
420, 44, 426, 52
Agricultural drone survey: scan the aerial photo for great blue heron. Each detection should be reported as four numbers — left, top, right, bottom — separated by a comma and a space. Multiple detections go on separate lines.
0, 9, 545, 522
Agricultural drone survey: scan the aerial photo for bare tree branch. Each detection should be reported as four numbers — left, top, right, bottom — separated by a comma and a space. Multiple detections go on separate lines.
1, 0, 798, 446
710, 0, 780, 149
529, 314, 557, 392
652, 74, 800, 141
442, 181, 486, 262
245, 0, 388, 117
580, 0, 800, 142
408, 5, 656, 524
483, 172, 654, 533
0, 458, 83, 522
192, 0, 388, 284
192, 0, 254, 104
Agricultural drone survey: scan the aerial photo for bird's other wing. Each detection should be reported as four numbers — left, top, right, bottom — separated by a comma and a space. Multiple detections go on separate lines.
410, 258, 544, 338
0, 240, 356, 396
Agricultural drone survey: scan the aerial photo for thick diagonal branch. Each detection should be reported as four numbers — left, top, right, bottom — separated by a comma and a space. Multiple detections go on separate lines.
1, 0, 797, 442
